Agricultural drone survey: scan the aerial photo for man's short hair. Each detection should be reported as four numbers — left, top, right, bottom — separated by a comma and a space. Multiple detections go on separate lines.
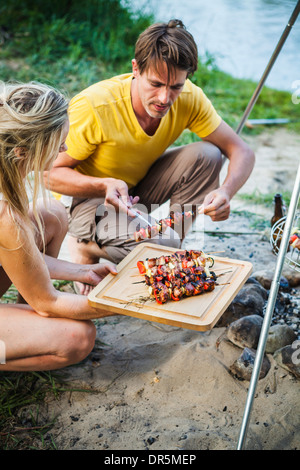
134, 19, 198, 79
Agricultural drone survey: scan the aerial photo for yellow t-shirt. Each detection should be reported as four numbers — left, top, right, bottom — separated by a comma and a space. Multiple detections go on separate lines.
66, 73, 221, 189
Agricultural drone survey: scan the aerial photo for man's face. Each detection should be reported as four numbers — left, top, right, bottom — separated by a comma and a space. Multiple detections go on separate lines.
132, 59, 187, 119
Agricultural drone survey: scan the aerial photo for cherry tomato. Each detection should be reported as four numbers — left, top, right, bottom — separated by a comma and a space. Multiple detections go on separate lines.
139, 228, 147, 238
154, 289, 163, 304
182, 259, 188, 269
137, 261, 146, 274
290, 234, 298, 244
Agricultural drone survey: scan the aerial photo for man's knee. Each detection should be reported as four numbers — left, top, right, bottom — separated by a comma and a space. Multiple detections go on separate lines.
37, 198, 68, 235
187, 141, 223, 193
192, 141, 222, 174
68, 197, 104, 243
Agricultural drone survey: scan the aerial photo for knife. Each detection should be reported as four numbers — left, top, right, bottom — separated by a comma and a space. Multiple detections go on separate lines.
130, 208, 152, 226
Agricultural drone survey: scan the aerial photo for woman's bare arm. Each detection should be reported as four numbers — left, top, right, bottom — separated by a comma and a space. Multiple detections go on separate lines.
0, 210, 116, 320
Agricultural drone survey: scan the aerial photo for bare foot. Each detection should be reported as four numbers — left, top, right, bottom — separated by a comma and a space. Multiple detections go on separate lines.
73, 281, 94, 296
67, 236, 113, 296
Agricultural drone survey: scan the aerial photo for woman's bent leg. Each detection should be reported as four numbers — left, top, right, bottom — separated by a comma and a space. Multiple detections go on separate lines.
0, 304, 96, 371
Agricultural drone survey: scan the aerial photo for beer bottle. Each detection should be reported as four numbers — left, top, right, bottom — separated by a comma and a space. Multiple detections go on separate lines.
271, 193, 286, 252
271, 193, 285, 227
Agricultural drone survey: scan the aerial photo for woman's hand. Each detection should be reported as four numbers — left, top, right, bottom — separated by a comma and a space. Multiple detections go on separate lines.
80, 262, 118, 293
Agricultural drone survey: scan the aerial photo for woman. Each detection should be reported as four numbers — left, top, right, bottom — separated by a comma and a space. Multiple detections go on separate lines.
0, 81, 118, 371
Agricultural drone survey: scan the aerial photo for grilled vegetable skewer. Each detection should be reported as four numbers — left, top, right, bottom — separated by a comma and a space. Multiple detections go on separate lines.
136, 249, 216, 304
133, 211, 193, 242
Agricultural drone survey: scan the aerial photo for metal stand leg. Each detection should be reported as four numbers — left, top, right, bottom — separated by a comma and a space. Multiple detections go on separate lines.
237, 162, 300, 450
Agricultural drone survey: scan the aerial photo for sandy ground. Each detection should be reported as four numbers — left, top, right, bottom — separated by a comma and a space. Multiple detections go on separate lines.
48, 128, 300, 451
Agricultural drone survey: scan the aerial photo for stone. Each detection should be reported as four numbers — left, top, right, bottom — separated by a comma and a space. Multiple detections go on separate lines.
282, 267, 300, 288
245, 277, 269, 300
265, 324, 297, 354
273, 343, 300, 379
245, 277, 264, 287
217, 282, 267, 327
226, 315, 263, 349
229, 347, 271, 381
252, 270, 289, 290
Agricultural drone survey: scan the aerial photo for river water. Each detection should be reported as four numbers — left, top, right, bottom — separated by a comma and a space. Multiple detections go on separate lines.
129, 0, 300, 91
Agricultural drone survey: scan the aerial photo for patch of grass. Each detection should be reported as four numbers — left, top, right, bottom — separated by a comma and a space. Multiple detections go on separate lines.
193, 59, 300, 135
0, 56, 110, 98
0, 368, 94, 450
173, 54, 300, 146
233, 191, 292, 232
1, 280, 73, 304
231, 208, 270, 232
0, 285, 18, 304
236, 190, 291, 208
0, 371, 63, 450
191, 56, 300, 135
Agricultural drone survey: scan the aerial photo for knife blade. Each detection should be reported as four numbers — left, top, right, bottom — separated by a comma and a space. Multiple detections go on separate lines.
130, 208, 152, 226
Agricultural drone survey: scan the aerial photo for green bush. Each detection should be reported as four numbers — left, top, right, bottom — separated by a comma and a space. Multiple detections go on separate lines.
1, 0, 153, 67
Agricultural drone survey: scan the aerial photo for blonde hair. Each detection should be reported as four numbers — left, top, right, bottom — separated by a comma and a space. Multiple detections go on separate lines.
0, 81, 68, 246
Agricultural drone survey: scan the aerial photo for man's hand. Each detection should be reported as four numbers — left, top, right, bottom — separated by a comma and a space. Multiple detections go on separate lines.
202, 120, 255, 222
198, 187, 231, 221
104, 178, 140, 217
45, 154, 140, 217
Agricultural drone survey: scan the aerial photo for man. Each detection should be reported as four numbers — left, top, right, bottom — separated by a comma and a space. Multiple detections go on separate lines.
45, 19, 255, 294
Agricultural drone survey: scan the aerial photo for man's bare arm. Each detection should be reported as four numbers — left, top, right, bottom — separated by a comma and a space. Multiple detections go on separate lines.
44, 152, 139, 214
44, 152, 106, 198
199, 120, 255, 221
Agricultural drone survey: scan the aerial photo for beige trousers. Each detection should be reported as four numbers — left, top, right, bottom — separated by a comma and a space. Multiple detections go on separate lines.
67, 141, 222, 263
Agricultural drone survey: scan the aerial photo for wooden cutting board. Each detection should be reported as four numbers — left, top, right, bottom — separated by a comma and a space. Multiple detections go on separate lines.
88, 243, 253, 331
